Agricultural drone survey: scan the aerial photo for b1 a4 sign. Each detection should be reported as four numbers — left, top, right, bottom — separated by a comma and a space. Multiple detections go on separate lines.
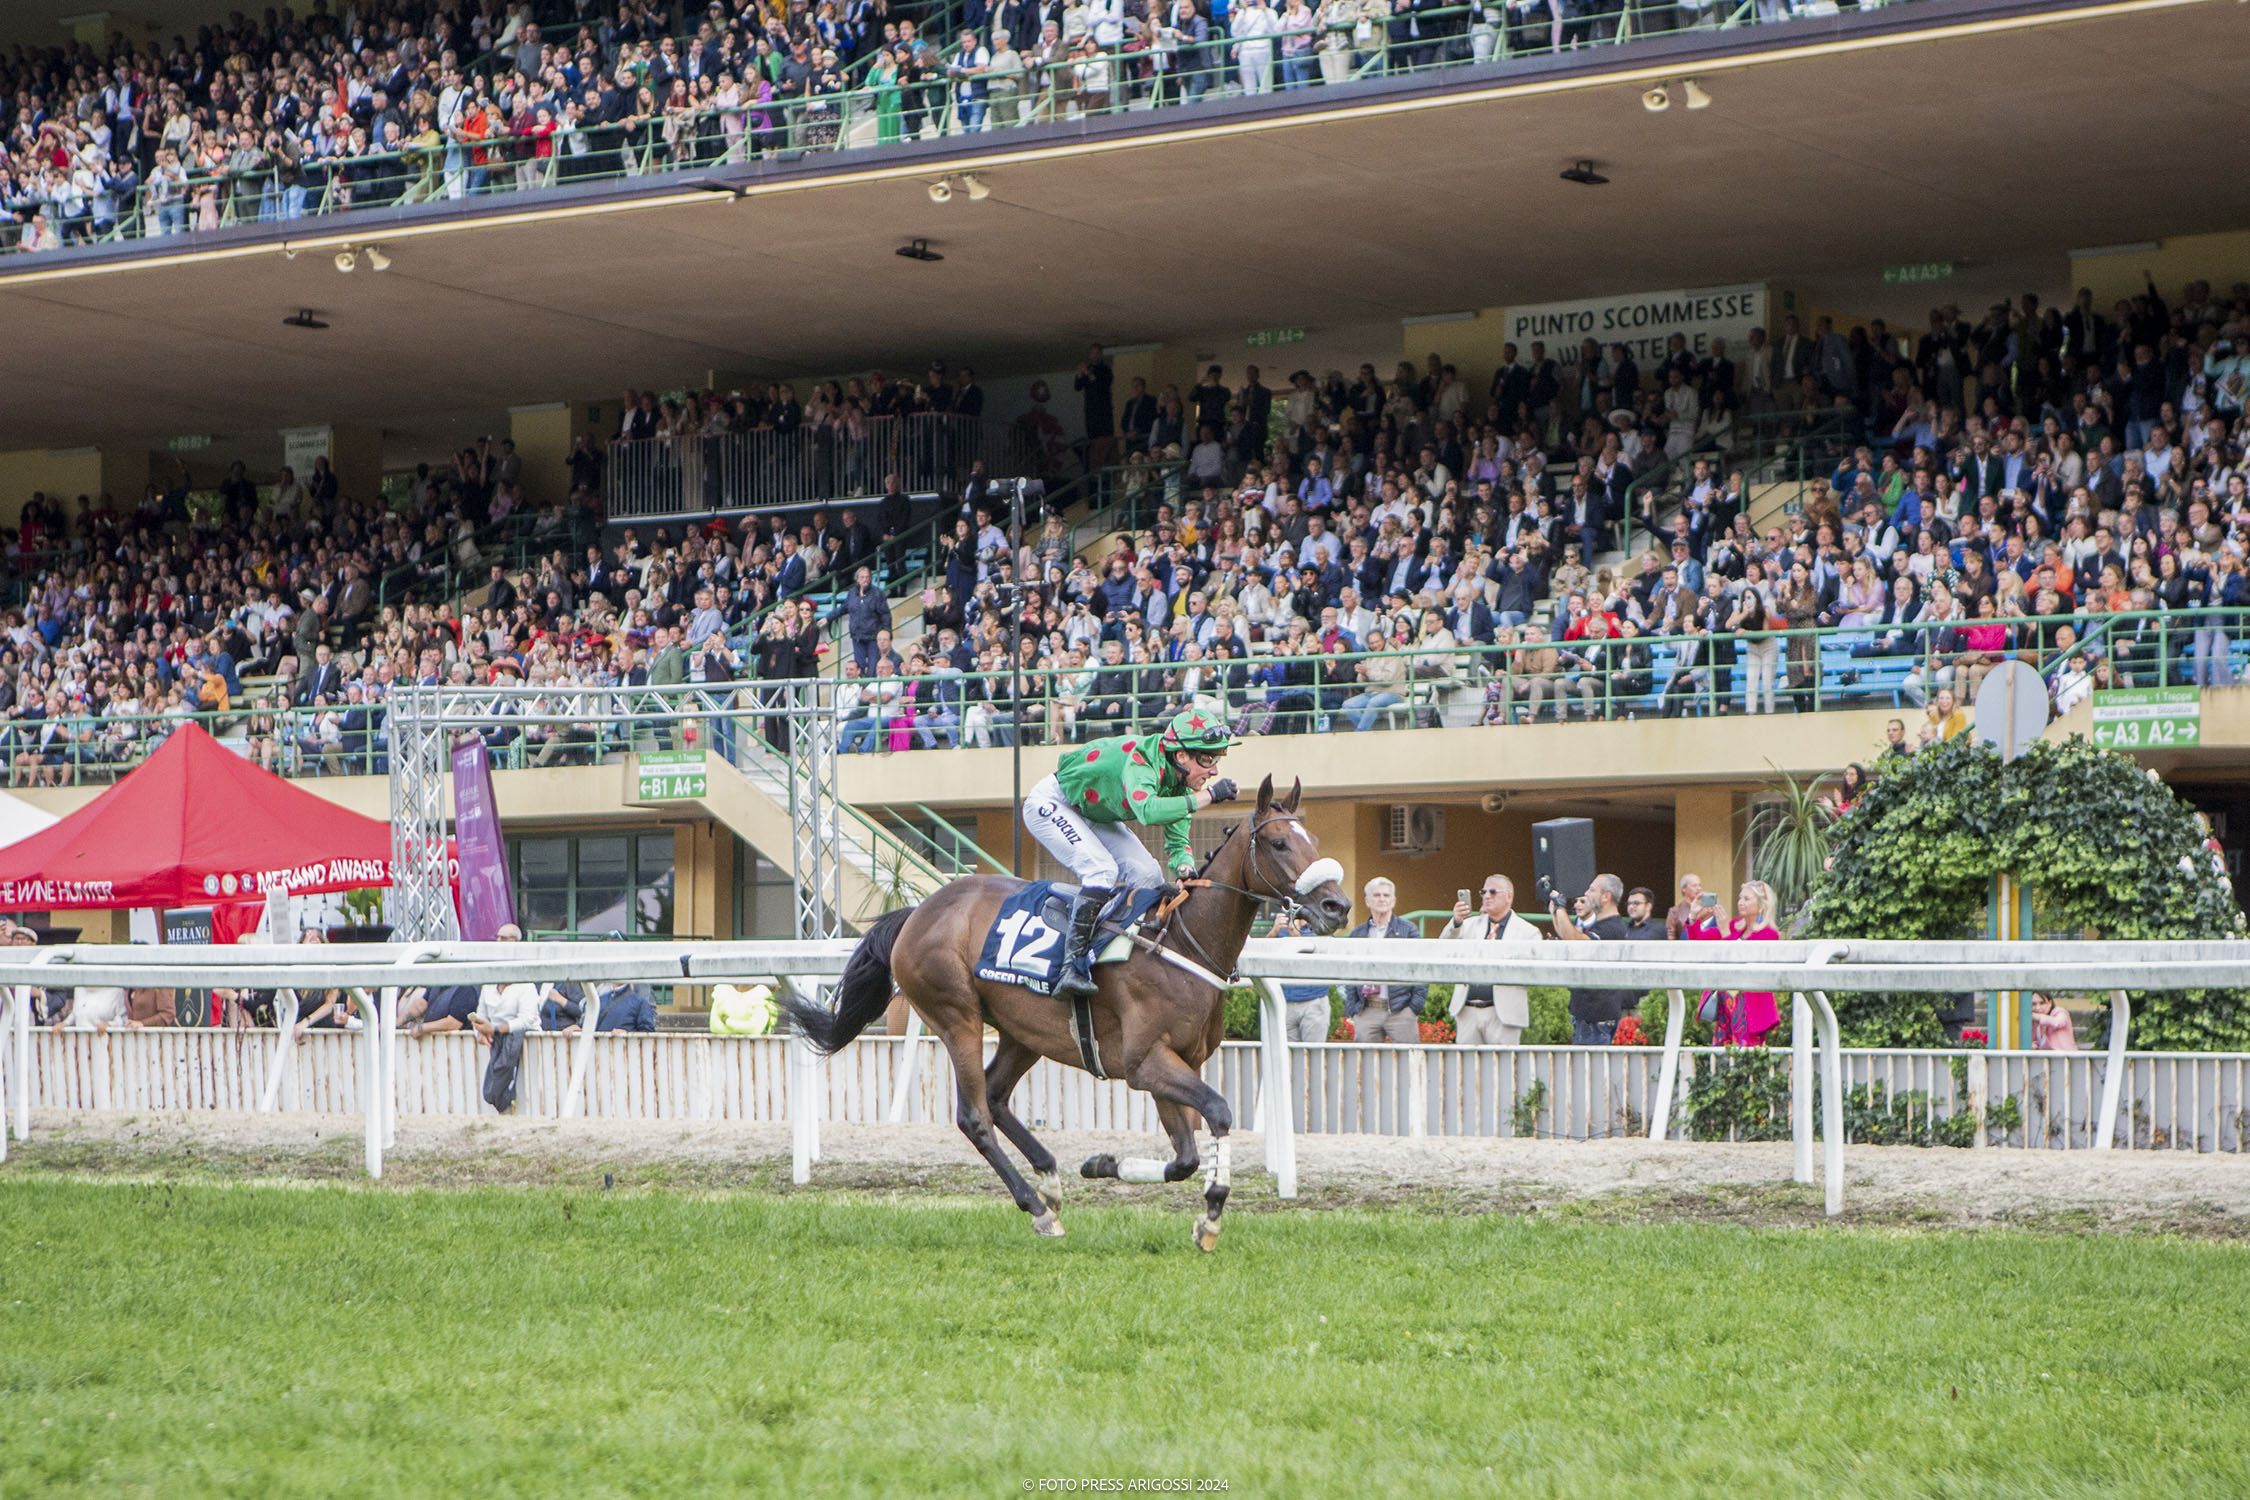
2090, 687, 2200, 749
636, 750, 708, 800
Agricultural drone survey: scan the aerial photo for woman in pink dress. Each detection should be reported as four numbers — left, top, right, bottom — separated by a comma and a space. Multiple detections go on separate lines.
1687, 880, 1783, 1046
2031, 992, 2078, 1052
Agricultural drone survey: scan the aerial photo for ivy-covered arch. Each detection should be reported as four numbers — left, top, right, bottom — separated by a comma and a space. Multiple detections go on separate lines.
1800, 733, 2247, 1050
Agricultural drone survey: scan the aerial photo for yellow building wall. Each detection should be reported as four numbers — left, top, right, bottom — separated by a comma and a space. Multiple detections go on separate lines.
2071, 230, 2250, 313
1400, 310, 1509, 426
510, 403, 574, 512
0, 448, 102, 530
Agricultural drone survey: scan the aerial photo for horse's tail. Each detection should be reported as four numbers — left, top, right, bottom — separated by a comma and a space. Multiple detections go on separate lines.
776, 905, 916, 1055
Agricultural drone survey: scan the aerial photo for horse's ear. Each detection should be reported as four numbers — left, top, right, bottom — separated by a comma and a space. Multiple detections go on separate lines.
1285, 777, 1303, 812
1256, 774, 1274, 810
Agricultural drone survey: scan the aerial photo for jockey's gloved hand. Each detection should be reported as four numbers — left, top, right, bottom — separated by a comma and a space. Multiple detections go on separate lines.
1205, 777, 1238, 804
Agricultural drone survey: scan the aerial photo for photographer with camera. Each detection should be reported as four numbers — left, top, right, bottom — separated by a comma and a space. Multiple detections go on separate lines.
1543, 872, 1634, 1045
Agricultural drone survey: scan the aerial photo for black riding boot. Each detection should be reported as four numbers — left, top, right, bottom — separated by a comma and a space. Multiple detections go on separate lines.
1054, 886, 1113, 1001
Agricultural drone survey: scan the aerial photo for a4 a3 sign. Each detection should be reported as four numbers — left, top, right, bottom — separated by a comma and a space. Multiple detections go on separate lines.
2090, 687, 2201, 749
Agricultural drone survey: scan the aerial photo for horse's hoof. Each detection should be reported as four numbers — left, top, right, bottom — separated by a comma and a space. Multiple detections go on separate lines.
1191, 1215, 1221, 1253
1036, 1170, 1064, 1213
1080, 1153, 1118, 1180
1032, 1208, 1066, 1238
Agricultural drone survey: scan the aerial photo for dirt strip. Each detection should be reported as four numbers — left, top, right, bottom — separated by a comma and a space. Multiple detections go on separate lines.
10, 1109, 2250, 1235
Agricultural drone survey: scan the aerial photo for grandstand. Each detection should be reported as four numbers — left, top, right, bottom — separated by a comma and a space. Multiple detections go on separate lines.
12, 1, 2250, 1491
0, 0, 2243, 950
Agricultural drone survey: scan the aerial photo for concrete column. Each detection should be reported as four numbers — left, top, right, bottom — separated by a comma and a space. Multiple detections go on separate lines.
99, 449, 151, 513
326, 425, 383, 508
1673, 787, 1740, 907
509, 402, 573, 512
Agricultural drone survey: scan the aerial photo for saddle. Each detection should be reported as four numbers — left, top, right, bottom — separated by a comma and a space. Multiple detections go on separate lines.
974, 881, 1166, 998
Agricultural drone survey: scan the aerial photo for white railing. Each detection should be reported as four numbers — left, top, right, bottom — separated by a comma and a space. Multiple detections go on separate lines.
5, 938, 2247, 1210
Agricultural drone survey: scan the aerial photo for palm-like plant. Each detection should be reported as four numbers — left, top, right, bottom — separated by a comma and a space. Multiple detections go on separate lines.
1739, 763, 1836, 922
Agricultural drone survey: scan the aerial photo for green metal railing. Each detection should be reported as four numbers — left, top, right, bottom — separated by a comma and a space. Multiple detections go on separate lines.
6, 601, 2225, 789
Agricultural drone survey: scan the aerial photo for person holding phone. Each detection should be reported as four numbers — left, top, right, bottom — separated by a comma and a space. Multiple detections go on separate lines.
1665, 873, 1705, 939
1438, 874, 1541, 1047
1685, 881, 1782, 1046
1543, 873, 1634, 1044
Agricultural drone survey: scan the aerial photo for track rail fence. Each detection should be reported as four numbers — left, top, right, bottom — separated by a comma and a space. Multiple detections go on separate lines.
5, 938, 2248, 1212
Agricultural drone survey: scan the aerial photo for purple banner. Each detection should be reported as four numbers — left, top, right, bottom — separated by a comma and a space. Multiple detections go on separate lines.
451, 737, 516, 941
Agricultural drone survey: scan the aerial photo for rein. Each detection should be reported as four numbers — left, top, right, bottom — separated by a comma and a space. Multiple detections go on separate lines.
1151, 808, 1313, 983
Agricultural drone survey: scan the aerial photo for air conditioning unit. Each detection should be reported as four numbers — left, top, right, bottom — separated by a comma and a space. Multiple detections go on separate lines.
1382, 805, 1446, 856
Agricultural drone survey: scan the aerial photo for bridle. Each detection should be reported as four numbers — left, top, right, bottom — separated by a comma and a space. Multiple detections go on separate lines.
1158, 807, 1342, 977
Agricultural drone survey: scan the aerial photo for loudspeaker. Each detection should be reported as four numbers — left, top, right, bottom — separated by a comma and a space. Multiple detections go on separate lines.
1531, 817, 1596, 908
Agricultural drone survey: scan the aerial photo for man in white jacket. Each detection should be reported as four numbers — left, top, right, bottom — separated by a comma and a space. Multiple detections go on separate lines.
471, 924, 550, 1112
1440, 873, 1542, 1046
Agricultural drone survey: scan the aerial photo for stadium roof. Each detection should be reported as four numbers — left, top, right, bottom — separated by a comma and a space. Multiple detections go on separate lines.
2, 0, 2243, 462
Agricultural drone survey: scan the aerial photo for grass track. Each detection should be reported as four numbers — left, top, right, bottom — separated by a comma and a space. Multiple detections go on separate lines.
1, 1177, 2246, 1498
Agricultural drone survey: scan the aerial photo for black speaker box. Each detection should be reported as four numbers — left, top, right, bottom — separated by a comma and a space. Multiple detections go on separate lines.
1532, 817, 1596, 907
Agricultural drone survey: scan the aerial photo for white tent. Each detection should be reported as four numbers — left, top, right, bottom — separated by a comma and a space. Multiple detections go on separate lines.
0, 789, 58, 849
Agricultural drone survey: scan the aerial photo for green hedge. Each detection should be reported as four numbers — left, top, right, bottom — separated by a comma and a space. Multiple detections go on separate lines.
1801, 734, 2248, 1050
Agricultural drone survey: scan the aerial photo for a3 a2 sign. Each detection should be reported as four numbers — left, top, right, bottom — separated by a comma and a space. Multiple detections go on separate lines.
2090, 687, 2201, 749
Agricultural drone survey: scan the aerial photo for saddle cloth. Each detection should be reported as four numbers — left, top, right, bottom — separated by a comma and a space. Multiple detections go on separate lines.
973, 881, 1165, 997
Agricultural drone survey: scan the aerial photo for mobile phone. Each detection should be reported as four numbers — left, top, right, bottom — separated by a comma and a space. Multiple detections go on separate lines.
1457, 889, 1472, 907
1699, 892, 1719, 909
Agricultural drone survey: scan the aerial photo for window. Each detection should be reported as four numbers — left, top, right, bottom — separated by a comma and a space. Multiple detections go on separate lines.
508, 831, 675, 936
733, 837, 796, 938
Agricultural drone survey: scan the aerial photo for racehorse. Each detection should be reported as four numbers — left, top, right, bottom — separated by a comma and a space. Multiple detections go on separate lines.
777, 776, 1350, 1250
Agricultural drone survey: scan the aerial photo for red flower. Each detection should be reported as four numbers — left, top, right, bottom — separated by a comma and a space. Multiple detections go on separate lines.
1962, 1029, 1988, 1043
1613, 1016, 1649, 1046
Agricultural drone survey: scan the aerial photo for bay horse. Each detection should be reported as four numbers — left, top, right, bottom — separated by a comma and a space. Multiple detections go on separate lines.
778, 776, 1350, 1250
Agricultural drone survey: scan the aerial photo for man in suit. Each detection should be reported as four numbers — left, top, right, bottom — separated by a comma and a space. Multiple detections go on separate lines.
1342, 877, 1424, 1043
294, 643, 343, 707
1439, 873, 1542, 1047
1118, 376, 1159, 455
1773, 315, 1813, 402
1445, 584, 1495, 646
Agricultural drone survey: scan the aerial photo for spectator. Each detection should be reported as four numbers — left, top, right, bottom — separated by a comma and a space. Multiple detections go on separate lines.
2031, 992, 2079, 1052
1341, 876, 1422, 1042
1268, 910, 1336, 1041
1664, 872, 1705, 940
1543, 871, 1634, 1044
545, 977, 659, 1035
1617, 886, 1663, 939
1684, 880, 1783, 1047
1438, 873, 1541, 1047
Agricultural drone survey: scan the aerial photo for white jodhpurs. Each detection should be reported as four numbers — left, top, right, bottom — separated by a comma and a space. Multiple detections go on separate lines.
1022, 773, 1167, 890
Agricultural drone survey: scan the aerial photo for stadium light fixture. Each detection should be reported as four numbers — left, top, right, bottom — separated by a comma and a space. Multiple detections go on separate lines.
333, 248, 356, 272
896, 238, 944, 262
927, 179, 953, 203
1559, 161, 1609, 186
364, 245, 391, 271
1682, 78, 1711, 110
1641, 85, 1669, 112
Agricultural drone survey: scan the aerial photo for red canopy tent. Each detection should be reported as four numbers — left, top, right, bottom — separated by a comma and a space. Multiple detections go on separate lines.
0, 723, 394, 911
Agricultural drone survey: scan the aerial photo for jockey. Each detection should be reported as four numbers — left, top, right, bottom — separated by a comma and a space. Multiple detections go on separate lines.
1023, 708, 1238, 1001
